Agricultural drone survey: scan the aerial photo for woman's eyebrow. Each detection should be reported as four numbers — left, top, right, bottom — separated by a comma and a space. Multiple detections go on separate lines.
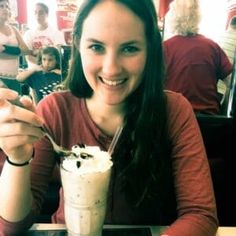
85, 38, 142, 46
121, 40, 141, 46
85, 38, 103, 44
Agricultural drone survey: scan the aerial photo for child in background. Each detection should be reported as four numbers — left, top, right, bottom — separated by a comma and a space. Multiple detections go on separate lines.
17, 46, 62, 104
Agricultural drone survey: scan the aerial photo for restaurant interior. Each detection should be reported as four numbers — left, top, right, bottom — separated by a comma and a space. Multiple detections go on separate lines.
1, 0, 236, 235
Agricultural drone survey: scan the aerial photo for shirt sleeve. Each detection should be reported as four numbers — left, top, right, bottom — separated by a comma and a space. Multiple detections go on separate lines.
0, 211, 35, 236
162, 91, 218, 236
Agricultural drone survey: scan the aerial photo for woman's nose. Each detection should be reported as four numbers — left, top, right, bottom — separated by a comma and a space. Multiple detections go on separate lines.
102, 53, 122, 77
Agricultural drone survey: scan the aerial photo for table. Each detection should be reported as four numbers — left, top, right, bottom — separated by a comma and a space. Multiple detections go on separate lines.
28, 224, 236, 236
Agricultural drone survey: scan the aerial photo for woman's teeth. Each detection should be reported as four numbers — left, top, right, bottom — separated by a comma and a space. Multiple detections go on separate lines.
102, 78, 125, 86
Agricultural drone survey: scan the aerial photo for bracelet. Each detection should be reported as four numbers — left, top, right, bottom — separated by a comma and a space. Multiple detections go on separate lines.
6, 156, 33, 167
3, 44, 21, 55
5, 149, 34, 167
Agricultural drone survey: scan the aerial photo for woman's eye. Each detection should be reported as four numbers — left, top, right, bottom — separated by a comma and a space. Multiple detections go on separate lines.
89, 44, 104, 53
122, 46, 139, 54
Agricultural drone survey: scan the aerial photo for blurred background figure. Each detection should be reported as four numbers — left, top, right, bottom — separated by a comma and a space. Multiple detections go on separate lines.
0, 0, 32, 93
16, 46, 62, 104
163, 0, 233, 115
218, 16, 236, 64
23, 2, 65, 69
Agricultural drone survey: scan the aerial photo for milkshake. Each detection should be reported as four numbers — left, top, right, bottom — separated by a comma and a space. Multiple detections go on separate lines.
60, 145, 113, 236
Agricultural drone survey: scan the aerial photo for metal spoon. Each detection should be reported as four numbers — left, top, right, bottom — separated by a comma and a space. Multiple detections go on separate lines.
41, 126, 74, 157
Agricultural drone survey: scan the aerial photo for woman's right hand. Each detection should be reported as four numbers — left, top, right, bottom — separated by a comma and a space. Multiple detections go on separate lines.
0, 88, 45, 163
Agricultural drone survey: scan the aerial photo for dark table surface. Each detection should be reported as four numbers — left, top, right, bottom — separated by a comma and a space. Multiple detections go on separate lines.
27, 227, 152, 236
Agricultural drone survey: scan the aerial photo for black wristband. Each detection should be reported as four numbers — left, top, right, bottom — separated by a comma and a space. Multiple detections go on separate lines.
6, 156, 33, 166
3, 44, 21, 55
5, 149, 34, 167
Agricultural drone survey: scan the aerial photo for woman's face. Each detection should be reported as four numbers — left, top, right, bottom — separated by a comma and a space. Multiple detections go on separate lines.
42, 54, 57, 72
79, 1, 147, 105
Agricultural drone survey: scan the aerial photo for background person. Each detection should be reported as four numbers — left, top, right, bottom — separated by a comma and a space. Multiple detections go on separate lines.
0, 0, 33, 93
23, 2, 65, 69
0, 0, 217, 235
163, 0, 233, 115
16, 46, 62, 104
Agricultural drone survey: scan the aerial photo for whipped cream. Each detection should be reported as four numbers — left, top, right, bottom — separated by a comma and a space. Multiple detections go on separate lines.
62, 145, 113, 174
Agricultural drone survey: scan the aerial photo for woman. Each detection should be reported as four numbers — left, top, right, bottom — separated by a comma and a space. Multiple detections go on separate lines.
0, 0, 218, 235
17, 46, 62, 104
0, 0, 32, 93
163, 0, 232, 115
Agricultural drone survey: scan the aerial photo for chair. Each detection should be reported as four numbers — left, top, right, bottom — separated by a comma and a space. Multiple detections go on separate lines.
196, 114, 236, 225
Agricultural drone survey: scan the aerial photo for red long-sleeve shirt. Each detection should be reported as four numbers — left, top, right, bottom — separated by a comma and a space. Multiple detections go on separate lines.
0, 90, 218, 236
164, 34, 233, 114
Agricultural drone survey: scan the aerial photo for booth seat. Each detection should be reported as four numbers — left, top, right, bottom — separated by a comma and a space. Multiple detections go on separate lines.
196, 114, 236, 226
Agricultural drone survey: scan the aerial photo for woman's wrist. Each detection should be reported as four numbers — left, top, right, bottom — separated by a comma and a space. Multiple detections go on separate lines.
5, 149, 34, 167
6, 156, 33, 167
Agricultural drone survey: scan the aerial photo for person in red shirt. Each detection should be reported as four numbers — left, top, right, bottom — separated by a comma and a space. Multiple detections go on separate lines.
0, 0, 217, 235
163, 0, 233, 115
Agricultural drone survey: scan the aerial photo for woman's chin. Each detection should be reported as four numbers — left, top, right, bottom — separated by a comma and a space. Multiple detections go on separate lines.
101, 96, 125, 106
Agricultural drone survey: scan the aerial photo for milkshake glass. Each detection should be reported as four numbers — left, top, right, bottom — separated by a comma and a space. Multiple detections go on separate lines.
60, 146, 113, 236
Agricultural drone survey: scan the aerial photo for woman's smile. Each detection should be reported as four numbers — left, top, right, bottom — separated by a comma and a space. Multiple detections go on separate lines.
99, 76, 127, 87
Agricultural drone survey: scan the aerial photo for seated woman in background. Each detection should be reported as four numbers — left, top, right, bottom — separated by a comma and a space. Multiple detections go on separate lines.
0, 0, 33, 93
17, 46, 62, 104
163, 0, 233, 115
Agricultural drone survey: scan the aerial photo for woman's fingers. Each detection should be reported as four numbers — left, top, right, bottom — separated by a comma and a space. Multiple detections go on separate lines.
19, 96, 35, 112
0, 88, 19, 101
0, 88, 43, 126
0, 121, 44, 151
0, 99, 44, 126
0, 121, 44, 138
0, 88, 44, 160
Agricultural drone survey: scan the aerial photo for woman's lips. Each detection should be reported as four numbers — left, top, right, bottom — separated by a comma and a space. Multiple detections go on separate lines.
99, 77, 127, 86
